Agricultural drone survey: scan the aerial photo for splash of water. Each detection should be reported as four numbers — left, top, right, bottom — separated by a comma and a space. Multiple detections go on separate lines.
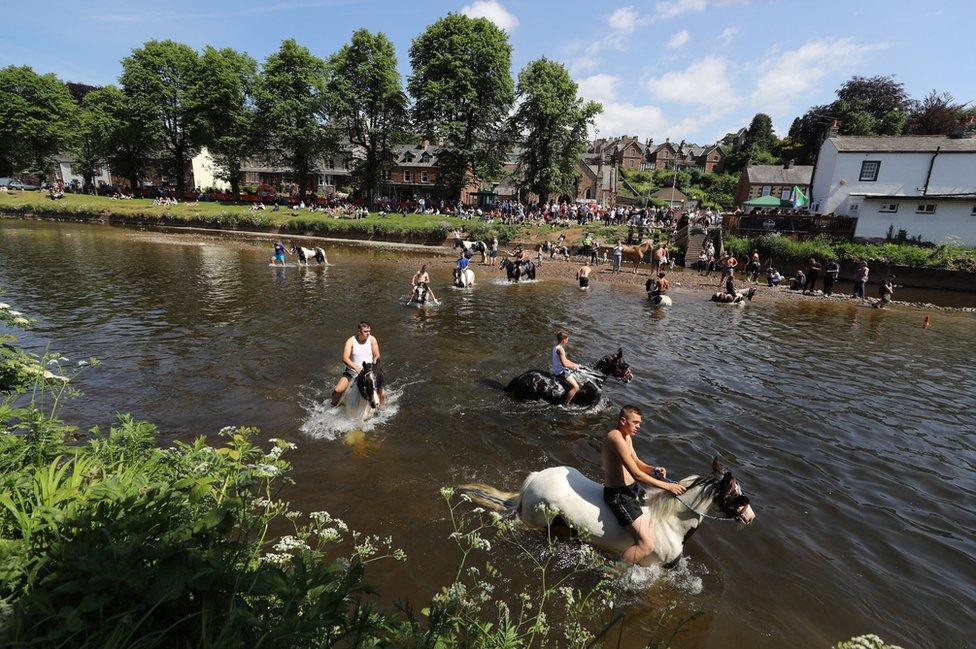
614, 556, 704, 595
300, 385, 403, 440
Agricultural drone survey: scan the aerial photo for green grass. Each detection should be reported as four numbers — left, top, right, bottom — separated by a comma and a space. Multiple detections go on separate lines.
725, 234, 976, 272
0, 192, 519, 243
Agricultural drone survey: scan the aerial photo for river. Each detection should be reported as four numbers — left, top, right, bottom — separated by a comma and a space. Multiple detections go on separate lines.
3, 220, 973, 648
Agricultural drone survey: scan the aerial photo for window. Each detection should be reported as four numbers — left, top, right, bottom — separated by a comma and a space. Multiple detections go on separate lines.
859, 160, 880, 181
781, 188, 791, 200
421, 171, 429, 183
879, 203, 898, 213
421, 152, 431, 163
916, 204, 936, 214
971, 205, 976, 216
762, 186, 771, 196
849, 202, 859, 214
403, 152, 414, 162
403, 170, 412, 183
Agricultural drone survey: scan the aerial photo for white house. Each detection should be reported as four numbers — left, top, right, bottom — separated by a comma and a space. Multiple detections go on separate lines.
810, 129, 976, 245
53, 154, 111, 187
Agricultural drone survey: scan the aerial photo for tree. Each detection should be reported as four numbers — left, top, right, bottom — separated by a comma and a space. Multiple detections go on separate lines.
327, 29, 407, 207
0, 66, 77, 180
82, 85, 160, 191
255, 39, 335, 200
907, 90, 968, 135
836, 75, 911, 120
408, 14, 515, 201
510, 58, 601, 204
120, 40, 203, 195
745, 113, 775, 152
192, 47, 259, 196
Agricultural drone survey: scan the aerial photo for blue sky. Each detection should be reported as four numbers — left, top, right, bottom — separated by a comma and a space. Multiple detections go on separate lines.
4, 0, 973, 144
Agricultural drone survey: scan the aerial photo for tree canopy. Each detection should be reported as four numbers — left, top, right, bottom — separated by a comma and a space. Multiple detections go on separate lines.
327, 29, 407, 206
510, 58, 601, 203
408, 14, 515, 200
0, 65, 78, 179
120, 40, 204, 194
255, 39, 335, 199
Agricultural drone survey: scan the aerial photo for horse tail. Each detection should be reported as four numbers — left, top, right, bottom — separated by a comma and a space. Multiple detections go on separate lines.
457, 483, 521, 515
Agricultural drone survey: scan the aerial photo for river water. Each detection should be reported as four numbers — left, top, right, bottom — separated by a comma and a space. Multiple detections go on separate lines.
3, 220, 974, 648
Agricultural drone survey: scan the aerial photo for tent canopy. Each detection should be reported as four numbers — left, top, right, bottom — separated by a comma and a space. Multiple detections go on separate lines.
743, 195, 791, 207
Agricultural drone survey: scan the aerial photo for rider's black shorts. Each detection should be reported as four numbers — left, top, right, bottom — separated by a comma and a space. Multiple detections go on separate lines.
603, 483, 645, 527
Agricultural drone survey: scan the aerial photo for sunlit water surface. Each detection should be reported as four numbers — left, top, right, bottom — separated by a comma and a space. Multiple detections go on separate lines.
3, 220, 974, 648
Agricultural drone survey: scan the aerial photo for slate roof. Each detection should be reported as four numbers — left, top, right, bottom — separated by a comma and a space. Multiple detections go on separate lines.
745, 164, 813, 185
829, 135, 976, 153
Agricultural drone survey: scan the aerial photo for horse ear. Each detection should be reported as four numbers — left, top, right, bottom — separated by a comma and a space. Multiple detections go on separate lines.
712, 456, 724, 474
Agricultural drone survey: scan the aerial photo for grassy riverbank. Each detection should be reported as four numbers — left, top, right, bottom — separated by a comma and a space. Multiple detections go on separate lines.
0, 193, 637, 247
724, 234, 976, 272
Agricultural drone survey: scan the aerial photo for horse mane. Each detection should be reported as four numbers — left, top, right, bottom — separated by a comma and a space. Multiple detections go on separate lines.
642, 474, 716, 519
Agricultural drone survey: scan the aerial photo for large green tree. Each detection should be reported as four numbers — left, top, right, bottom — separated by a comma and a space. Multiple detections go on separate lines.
0, 66, 77, 180
408, 14, 515, 201
722, 113, 779, 173
906, 90, 969, 135
510, 58, 600, 204
82, 85, 160, 191
256, 39, 335, 200
192, 47, 259, 196
120, 40, 203, 194
327, 29, 407, 207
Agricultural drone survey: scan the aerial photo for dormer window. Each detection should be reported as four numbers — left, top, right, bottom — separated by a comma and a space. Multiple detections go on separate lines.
421, 152, 431, 163
403, 152, 414, 163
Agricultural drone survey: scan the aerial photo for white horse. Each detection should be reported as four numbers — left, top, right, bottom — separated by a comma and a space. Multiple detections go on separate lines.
460, 458, 755, 566
453, 267, 475, 288
649, 294, 672, 307
291, 244, 328, 266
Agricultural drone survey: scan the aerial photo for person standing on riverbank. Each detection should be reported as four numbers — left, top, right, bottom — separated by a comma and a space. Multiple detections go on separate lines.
823, 259, 840, 295
331, 320, 385, 407
803, 258, 821, 294
602, 405, 685, 565
853, 262, 869, 299
613, 241, 623, 273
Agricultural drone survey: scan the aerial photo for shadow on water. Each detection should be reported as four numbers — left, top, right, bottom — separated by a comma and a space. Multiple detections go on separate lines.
1, 220, 974, 649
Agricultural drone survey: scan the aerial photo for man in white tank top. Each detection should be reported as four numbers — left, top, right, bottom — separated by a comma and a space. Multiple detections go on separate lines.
330, 320, 385, 407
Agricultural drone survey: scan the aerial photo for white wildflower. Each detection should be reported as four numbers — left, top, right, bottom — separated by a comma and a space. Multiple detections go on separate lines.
262, 552, 292, 566
13, 317, 30, 327
317, 528, 341, 543
218, 426, 236, 437
439, 486, 455, 499
254, 463, 281, 478
0, 303, 9, 309
392, 548, 407, 561
8, 310, 22, 316
274, 535, 309, 553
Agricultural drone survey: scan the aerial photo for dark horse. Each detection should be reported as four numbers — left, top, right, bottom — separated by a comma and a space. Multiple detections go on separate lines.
505, 348, 633, 408
500, 258, 537, 282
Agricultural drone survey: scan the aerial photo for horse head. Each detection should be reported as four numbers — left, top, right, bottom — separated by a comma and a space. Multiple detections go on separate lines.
357, 362, 382, 409
593, 348, 633, 383
680, 457, 756, 524
453, 239, 464, 250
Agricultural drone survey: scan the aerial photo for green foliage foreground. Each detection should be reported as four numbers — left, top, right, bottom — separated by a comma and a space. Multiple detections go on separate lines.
0, 302, 901, 647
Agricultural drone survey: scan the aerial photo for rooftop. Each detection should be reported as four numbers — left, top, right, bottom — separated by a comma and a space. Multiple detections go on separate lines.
829, 135, 976, 153
745, 164, 813, 185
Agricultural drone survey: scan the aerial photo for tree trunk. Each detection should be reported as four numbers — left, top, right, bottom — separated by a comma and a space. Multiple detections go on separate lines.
230, 177, 240, 198
174, 152, 186, 196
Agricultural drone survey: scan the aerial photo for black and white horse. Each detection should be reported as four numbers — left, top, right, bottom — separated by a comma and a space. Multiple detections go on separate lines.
710, 287, 757, 304
291, 244, 328, 266
499, 258, 537, 282
505, 348, 633, 408
454, 239, 488, 263
407, 283, 436, 306
459, 457, 755, 566
341, 361, 383, 420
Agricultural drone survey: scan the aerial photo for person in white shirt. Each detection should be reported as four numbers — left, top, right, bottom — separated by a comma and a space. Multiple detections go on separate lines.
331, 320, 385, 407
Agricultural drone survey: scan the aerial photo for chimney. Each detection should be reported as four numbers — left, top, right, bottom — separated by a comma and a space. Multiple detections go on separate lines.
420, 139, 430, 148
785, 159, 794, 169
828, 120, 840, 137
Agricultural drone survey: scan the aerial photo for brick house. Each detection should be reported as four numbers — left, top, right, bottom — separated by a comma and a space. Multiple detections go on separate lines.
734, 162, 813, 207
645, 140, 725, 173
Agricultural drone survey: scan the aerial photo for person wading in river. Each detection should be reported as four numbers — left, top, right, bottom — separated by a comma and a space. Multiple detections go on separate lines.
552, 331, 581, 406
331, 320, 386, 407
602, 405, 686, 564
577, 262, 592, 290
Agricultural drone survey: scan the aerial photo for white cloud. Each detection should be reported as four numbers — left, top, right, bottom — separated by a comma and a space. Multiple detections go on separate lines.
751, 37, 881, 113
666, 30, 691, 49
647, 56, 737, 106
653, 0, 749, 21
461, 0, 519, 31
578, 74, 622, 103
608, 6, 639, 33
719, 26, 738, 46
594, 102, 670, 140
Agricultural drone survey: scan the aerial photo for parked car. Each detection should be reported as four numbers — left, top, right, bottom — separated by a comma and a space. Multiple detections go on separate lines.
0, 178, 39, 190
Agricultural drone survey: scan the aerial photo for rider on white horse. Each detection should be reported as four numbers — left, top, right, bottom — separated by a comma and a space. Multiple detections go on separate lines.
330, 320, 386, 408
603, 405, 686, 564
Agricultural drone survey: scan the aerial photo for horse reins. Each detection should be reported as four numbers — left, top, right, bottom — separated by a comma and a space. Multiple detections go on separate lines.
665, 474, 749, 523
